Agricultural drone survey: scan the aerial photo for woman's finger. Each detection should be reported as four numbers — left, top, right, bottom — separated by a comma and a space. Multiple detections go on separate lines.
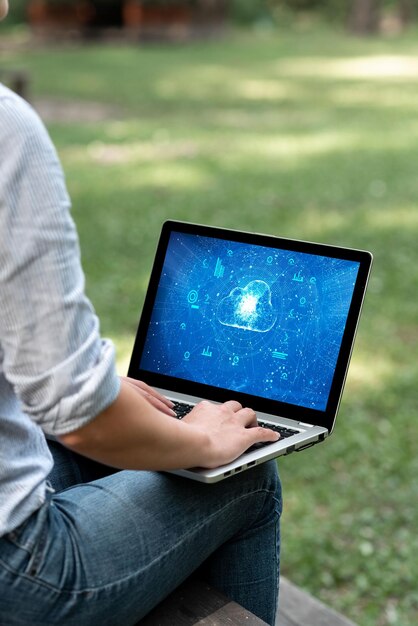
235, 406, 258, 427
221, 400, 243, 413
122, 377, 174, 409
145, 394, 177, 417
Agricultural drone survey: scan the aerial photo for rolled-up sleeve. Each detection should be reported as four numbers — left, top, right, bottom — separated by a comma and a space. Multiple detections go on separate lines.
0, 90, 120, 436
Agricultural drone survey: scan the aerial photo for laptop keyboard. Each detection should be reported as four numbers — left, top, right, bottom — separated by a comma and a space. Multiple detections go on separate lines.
172, 401, 299, 450
173, 401, 195, 419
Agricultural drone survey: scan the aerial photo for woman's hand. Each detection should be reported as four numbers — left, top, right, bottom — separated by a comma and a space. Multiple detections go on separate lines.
120, 376, 176, 417
59, 382, 279, 471
118, 381, 279, 468
182, 400, 280, 468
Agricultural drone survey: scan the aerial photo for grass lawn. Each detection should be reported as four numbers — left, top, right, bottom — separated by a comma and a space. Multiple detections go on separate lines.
2, 21, 417, 625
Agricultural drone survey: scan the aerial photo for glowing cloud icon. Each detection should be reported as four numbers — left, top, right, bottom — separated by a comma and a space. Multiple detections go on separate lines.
217, 280, 277, 333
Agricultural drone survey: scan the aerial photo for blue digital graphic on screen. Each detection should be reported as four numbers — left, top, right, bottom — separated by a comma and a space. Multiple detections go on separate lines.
140, 233, 360, 411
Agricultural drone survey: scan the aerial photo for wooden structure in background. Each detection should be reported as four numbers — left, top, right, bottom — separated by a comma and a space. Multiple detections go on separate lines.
27, 0, 226, 41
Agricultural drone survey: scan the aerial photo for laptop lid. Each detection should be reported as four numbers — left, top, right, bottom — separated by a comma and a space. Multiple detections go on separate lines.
128, 221, 372, 434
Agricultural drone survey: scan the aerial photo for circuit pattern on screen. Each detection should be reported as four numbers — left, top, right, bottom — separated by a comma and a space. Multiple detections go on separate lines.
140, 233, 360, 411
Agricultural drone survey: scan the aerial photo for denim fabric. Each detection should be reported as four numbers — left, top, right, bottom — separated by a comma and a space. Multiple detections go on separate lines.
0, 444, 282, 626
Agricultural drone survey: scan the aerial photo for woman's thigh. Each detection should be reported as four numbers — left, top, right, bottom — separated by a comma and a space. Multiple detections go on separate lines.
0, 462, 281, 626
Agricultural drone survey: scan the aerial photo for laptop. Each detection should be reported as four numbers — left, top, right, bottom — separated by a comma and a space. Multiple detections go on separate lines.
128, 221, 372, 482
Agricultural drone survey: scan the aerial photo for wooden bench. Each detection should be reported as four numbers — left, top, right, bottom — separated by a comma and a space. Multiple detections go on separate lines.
138, 576, 358, 625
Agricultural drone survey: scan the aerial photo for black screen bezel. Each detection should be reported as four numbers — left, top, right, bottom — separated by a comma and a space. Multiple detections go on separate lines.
128, 221, 372, 430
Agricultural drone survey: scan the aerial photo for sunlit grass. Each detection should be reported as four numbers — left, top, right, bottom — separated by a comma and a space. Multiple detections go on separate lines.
277, 54, 418, 79
346, 353, 396, 392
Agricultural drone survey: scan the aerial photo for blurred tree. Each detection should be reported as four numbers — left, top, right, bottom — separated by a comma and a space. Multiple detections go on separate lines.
347, 0, 381, 33
398, 0, 415, 25
346, 0, 418, 34
269, 0, 418, 34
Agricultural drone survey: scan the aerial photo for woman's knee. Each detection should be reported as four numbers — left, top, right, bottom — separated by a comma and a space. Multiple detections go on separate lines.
237, 460, 282, 524
252, 459, 281, 499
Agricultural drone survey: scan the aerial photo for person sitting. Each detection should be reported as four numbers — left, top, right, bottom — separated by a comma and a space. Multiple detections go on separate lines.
0, 2, 282, 623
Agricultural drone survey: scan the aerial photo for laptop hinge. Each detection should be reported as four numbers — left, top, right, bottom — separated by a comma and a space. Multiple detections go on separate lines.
298, 421, 315, 428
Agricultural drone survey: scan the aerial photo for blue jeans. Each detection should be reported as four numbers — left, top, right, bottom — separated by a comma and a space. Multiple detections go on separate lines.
0, 442, 282, 626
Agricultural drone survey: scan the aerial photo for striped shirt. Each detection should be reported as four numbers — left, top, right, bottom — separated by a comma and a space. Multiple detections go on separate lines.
0, 83, 120, 536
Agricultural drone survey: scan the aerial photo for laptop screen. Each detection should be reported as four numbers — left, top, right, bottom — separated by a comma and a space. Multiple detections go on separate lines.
135, 223, 366, 411
135, 227, 364, 417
